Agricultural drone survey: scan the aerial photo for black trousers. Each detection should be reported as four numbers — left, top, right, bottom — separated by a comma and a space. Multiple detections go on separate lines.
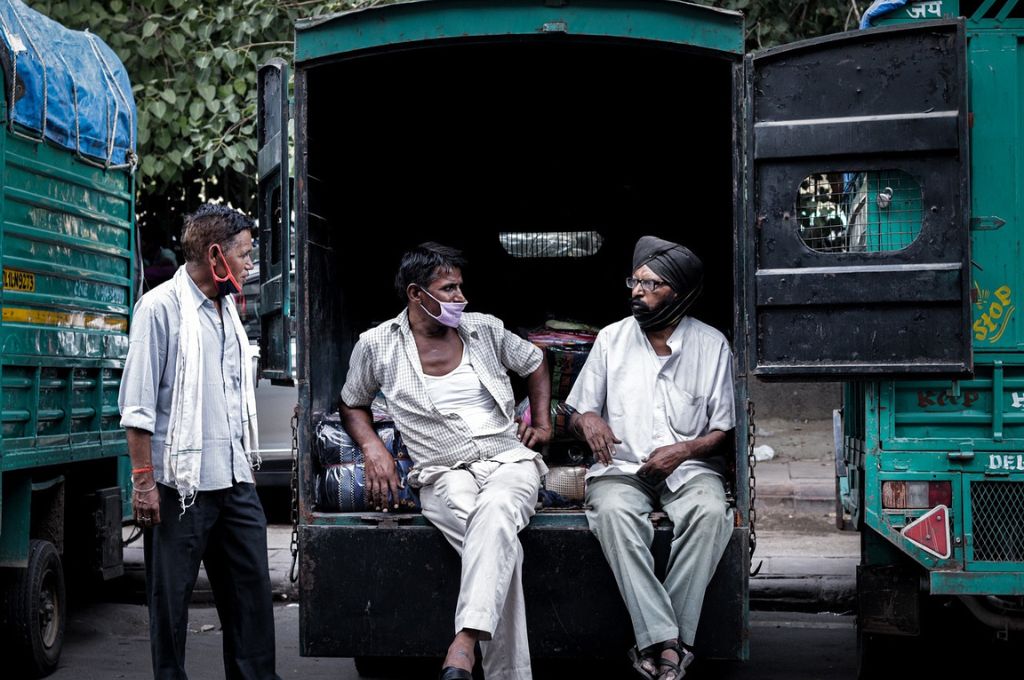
144, 482, 280, 680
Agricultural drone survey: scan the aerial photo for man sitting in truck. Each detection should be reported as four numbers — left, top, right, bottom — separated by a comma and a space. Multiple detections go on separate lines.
340, 242, 553, 680
564, 236, 734, 680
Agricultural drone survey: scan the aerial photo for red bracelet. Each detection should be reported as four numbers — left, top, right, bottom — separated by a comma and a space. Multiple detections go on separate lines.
132, 465, 154, 475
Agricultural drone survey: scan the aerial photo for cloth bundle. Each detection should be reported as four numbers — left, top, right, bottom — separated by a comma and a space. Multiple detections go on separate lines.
314, 413, 419, 512
528, 321, 598, 401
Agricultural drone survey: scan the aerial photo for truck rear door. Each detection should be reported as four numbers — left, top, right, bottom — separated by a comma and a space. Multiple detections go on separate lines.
256, 57, 294, 385
745, 19, 970, 378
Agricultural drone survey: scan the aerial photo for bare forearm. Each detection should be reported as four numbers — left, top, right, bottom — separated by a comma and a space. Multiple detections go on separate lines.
673, 429, 730, 464
340, 402, 380, 448
525, 358, 552, 428
126, 427, 154, 470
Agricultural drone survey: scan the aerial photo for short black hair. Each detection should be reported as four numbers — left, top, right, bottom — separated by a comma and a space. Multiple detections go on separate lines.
180, 203, 255, 263
395, 242, 467, 300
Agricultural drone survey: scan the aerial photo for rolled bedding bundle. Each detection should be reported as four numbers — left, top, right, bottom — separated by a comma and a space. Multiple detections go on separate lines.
313, 412, 419, 512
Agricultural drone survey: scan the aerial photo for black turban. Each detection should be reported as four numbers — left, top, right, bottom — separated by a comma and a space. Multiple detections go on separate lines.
631, 236, 704, 331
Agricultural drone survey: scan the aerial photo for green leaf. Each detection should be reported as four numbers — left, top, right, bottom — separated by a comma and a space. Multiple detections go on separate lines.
160, 89, 177, 105
142, 20, 157, 38
110, 0, 124, 12
233, 78, 247, 96
150, 100, 167, 119
189, 100, 205, 121
207, 99, 222, 114
232, 160, 247, 174
170, 33, 186, 53
167, 149, 183, 166
198, 84, 217, 101
195, 54, 212, 70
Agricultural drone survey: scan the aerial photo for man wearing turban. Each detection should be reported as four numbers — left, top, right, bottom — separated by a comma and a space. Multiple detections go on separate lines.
564, 236, 735, 680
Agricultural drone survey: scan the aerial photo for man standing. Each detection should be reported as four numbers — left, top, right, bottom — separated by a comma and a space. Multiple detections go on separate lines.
340, 242, 551, 680
564, 236, 734, 680
119, 204, 281, 680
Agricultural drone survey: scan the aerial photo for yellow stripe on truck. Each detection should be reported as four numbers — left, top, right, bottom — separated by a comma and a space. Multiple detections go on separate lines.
2, 306, 128, 332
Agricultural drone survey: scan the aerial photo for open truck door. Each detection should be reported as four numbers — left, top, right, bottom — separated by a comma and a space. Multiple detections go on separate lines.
745, 19, 970, 378
257, 57, 294, 385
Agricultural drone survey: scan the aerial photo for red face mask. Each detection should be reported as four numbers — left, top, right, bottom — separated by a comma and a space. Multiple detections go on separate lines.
210, 245, 245, 314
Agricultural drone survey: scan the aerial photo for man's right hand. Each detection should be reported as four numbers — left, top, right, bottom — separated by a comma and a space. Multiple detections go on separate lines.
362, 439, 400, 511
573, 412, 621, 466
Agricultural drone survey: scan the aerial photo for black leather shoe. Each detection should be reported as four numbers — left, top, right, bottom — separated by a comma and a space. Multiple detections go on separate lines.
439, 666, 473, 680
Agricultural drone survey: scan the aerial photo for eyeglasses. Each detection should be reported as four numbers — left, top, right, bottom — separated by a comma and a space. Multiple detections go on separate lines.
625, 277, 669, 292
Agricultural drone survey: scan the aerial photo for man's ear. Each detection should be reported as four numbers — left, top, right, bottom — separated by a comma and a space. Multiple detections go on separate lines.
406, 283, 421, 302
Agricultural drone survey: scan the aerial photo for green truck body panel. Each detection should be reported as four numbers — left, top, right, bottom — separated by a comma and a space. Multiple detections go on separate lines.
845, 1, 1024, 597
295, 0, 744, 62
0, 69, 134, 568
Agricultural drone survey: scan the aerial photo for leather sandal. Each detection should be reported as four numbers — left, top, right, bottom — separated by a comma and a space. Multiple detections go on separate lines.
655, 639, 695, 680
439, 666, 473, 680
627, 644, 659, 680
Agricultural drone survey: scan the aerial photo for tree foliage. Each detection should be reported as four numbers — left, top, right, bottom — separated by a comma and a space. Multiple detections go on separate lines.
29, 0, 384, 241
700, 1, 870, 49
30, 0, 868, 244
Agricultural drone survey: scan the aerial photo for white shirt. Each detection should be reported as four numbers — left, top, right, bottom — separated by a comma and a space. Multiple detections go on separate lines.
565, 315, 735, 492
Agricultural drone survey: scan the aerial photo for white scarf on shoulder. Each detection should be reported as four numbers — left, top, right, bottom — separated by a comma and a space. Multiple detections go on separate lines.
163, 267, 260, 512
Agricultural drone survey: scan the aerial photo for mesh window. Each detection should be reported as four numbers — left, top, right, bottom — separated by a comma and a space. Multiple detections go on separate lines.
499, 231, 603, 258
971, 481, 1024, 562
797, 171, 923, 253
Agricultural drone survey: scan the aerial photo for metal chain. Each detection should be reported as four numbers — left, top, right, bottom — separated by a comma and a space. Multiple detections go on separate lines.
289, 408, 300, 583
747, 399, 762, 576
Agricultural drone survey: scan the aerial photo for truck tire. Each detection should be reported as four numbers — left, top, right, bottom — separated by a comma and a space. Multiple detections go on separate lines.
4, 539, 66, 677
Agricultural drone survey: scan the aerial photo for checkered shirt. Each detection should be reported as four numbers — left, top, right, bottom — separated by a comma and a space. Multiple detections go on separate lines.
341, 310, 543, 476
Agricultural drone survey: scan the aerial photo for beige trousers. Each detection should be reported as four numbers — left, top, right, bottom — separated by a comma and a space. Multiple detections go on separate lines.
419, 459, 540, 680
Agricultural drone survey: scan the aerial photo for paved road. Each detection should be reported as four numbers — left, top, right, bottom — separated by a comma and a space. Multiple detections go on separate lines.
53, 604, 859, 680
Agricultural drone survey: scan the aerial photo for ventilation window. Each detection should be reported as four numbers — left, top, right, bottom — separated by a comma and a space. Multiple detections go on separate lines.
797, 171, 922, 253
499, 231, 603, 258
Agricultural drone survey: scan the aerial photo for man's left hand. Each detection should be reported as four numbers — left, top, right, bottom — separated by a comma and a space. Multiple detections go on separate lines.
637, 443, 688, 484
517, 419, 552, 450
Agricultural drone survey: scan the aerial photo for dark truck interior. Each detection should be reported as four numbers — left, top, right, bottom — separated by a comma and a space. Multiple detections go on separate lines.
302, 37, 737, 435
294, 35, 747, 662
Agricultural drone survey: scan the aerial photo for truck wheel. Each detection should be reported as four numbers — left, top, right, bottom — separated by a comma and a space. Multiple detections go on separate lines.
4, 539, 66, 677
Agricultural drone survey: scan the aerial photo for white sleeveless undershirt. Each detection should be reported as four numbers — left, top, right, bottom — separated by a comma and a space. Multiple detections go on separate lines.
423, 347, 499, 436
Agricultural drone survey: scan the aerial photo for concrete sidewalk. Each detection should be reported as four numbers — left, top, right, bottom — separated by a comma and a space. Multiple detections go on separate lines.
748, 417, 857, 612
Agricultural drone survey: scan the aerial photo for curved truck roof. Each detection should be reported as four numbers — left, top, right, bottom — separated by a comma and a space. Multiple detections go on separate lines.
0, 0, 136, 168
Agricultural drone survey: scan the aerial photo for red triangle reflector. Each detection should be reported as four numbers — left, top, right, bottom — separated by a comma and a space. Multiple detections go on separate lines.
901, 504, 951, 559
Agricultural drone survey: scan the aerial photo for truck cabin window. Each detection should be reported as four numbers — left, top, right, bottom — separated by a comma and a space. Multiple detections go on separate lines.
797, 171, 922, 254
499, 231, 604, 258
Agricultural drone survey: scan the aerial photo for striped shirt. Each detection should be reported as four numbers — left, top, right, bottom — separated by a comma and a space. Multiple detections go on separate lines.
341, 310, 544, 485
118, 269, 252, 489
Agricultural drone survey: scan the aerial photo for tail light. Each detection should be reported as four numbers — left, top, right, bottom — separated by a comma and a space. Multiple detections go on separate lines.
882, 480, 952, 509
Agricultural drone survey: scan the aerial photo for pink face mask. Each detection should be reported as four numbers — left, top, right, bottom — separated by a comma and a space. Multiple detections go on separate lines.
419, 288, 466, 328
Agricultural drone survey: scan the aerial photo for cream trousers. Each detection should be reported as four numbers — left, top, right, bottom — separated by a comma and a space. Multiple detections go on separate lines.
420, 458, 540, 680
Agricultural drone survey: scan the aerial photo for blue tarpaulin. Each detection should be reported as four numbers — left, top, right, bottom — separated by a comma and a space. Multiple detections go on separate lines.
860, 1, 911, 29
0, 0, 136, 168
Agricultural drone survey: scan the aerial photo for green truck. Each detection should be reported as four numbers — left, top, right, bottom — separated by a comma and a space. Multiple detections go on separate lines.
254, 0, 1019, 675
0, 2, 137, 676
836, 1, 1024, 673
